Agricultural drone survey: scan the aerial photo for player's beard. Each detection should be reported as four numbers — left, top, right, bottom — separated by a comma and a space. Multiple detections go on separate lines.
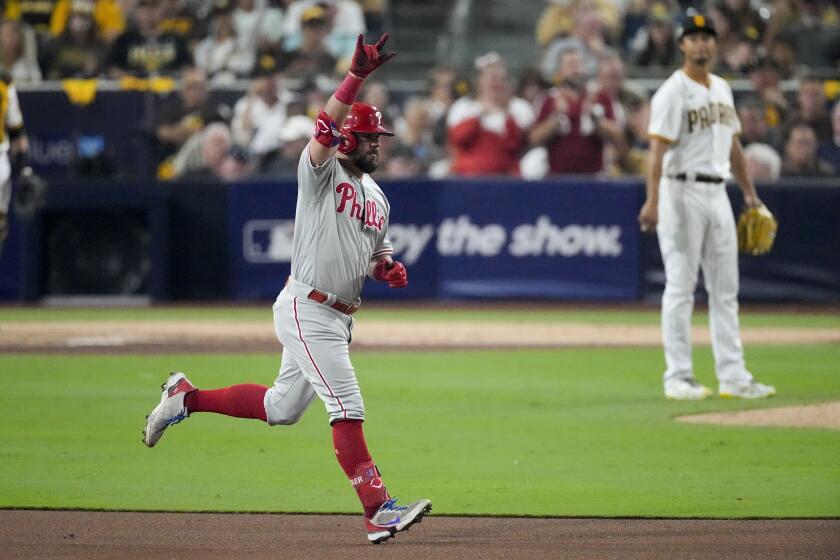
352, 151, 379, 174
692, 53, 710, 66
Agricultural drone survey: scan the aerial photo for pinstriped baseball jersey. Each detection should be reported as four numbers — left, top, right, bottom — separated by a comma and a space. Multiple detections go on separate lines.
648, 70, 741, 179
0, 75, 24, 152
0, 75, 23, 213
291, 145, 393, 302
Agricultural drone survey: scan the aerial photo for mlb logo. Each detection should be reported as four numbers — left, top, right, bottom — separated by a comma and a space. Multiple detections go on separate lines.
243, 220, 295, 263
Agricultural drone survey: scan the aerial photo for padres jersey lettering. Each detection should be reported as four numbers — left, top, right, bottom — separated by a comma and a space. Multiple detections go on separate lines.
648, 70, 741, 179
686, 102, 737, 133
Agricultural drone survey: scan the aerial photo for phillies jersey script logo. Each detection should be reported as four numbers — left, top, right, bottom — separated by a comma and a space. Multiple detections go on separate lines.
336, 182, 385, 230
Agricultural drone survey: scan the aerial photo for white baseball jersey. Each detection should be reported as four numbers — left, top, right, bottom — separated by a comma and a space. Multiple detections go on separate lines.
649, 69, 753, 388
648, 70, 740, 179
290, 144, 393, 302
0, 77, 24, 213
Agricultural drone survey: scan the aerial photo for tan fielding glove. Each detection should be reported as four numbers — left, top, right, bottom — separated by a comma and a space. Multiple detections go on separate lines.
737, 204, 778, 255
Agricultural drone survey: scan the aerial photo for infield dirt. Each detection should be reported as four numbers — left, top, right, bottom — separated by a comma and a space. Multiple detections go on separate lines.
2, 319, 838, 351
2, 510, 839, 560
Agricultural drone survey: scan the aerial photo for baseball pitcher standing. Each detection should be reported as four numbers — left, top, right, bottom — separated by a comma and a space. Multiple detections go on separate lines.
143, 33, 432, 543
638, 13, 776, 401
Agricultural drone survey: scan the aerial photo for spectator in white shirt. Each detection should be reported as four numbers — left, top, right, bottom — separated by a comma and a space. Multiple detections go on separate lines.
194, 0, 255, 83
230, 66, 294, 155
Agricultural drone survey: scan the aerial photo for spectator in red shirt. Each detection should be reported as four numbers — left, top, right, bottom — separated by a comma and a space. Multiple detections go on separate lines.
446, 52, 534, 176
529, 48, 622, 175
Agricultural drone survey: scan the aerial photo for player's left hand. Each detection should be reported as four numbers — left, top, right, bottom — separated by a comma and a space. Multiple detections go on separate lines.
373, 259, 408, 288
349, 33, 396, 78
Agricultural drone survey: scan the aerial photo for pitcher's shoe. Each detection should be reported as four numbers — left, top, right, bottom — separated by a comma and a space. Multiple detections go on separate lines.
665, 377, 713, 400
143, 372, 195, 447
719, 380, 776, 399
365, 497, 432, 544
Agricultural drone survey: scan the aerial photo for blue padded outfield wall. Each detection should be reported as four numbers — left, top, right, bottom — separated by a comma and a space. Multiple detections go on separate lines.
1, 178, 838, 302
229, 179, 642, 301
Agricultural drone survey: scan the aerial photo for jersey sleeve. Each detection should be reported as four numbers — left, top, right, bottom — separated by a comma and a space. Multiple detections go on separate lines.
648, 80, 682, 143
297, 143, 334, 202
6, 84, 24, 130
371, 233, 393, 262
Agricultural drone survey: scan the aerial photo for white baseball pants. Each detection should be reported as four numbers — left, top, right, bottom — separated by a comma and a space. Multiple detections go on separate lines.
0, 152, 11, 214
657, 177, 753, 385
264, 279, 365, 425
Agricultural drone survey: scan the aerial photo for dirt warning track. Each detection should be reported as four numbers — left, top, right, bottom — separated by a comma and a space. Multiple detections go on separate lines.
2, 510, 838, 560
1, 319, 838, 353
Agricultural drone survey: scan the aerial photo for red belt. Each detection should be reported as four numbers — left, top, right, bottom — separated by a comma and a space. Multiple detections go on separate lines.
306, 289, 360, 315
286, 277, 359, 315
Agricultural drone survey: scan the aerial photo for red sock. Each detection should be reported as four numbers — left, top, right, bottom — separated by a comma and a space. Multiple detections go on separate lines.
332, 420, 389, 517
184, 385, 269, 422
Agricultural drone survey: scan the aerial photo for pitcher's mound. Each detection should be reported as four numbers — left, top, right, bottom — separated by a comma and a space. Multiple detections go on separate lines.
676, 401, 840, 430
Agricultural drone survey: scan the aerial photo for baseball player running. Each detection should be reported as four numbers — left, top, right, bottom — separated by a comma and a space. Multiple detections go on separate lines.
638, 12, 776, 401
143, 33, 432, 543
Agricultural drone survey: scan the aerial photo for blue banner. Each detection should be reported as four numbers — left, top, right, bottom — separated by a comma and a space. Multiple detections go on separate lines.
228, 179, 642, 301
20, 90, 152, 179
642, 181, 840, 302
4, 178, 836, 302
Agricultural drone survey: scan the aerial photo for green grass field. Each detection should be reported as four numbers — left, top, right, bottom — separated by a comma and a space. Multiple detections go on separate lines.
1, 307, 839, 518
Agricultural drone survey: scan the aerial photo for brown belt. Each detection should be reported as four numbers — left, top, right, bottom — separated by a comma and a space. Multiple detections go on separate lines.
306, 289, 360, 315
286, 276, 360, 315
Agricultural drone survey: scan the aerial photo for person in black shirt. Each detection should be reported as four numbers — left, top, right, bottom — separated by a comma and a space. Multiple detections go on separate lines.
41, 1, 107, 78
154, 67, 227, 163
108, 0, 190, 77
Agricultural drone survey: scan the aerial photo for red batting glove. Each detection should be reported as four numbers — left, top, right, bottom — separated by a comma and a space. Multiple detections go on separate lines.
349, 33, 396, 78
385, 261, 408, 288
373, 260, 408, 288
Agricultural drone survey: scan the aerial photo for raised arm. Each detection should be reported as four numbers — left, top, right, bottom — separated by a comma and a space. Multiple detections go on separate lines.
308, 33, 396, 167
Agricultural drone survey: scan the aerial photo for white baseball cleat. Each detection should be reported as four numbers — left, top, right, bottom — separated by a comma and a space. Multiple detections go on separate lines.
365, 498, 432, 544
719, 380, 776, 399
143, 371, 196, 447
664, 377, 713, 400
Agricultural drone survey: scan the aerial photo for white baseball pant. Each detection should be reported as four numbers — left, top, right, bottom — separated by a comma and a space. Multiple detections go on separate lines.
0, 151, 11, 214
657, 177, 753, 385
264, 279, 365, 425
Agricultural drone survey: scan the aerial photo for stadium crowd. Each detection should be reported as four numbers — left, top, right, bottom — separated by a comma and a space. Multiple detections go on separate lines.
1, 0, 838, 181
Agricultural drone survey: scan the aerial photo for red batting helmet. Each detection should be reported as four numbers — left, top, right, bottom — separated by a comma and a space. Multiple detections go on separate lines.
338, 102, 394, 154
